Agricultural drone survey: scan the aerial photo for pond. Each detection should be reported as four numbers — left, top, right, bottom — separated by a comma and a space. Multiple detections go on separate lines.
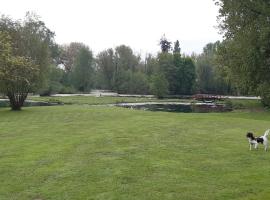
116, 102, 232, 113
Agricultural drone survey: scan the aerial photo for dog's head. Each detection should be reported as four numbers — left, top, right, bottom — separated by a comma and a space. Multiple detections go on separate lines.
246, 132, 255, 140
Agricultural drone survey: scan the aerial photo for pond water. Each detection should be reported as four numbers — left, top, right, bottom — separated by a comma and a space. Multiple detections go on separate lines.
116, 102, 231, 113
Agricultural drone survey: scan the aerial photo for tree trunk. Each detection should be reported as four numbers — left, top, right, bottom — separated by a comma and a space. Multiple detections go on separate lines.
7, 92, 28, 111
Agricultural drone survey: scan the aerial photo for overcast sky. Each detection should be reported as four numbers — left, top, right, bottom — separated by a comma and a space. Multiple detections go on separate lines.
1, 0, 222, 56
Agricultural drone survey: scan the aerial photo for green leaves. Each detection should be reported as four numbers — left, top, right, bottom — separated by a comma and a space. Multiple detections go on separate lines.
150, 73, 168, 98
72, 46, 94, 92
0, 30, 39, 110
216, 0, 270, 104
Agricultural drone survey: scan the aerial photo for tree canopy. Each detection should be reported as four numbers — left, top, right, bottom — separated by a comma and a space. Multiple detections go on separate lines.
0, 31, 38, 110
0, 13, 55, 110
215, 0, 270, 104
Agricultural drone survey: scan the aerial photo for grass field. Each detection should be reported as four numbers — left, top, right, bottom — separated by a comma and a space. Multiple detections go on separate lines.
0, 102, 270, 199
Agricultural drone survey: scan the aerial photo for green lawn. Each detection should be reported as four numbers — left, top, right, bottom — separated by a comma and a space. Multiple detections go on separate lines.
0, 105, 270, 200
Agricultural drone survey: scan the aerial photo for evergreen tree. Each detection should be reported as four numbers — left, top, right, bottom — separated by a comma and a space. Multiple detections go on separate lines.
173, 40, 181, 54
159, 35, 172, 53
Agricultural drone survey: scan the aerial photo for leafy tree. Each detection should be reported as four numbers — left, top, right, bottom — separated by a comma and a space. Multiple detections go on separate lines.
39, 65, 65, 96
196, 56, 215, 93
0, 31, 38, 110
215, 0, 270, 104
115, 45, 140, 72
145, 54, 159, 76
157, 37, 196, 95
96, 48, 115, 90
95, 45, 143, 94
60, 42, 86, 71
173, 43, 183, 94
195, 42, 232, 94
150, 73, 168, 98
158, 52, 177, 94
0, 13, 56, 92
72, 46, 94, 92
179, 57, 196, 94
117, 71, 150, 94
113, 45, 140, 92
130, 72, 150, 94
116, 69, 132, 93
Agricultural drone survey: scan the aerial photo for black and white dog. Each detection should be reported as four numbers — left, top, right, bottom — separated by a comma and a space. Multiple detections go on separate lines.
246, 129, 269, 151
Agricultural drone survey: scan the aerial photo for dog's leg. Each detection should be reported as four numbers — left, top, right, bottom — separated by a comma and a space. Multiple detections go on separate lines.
254, 143, 258, 150
264, 142, 268, 151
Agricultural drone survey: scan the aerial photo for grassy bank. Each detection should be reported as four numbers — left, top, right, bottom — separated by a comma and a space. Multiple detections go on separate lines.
28, 96, 192, 105
29, 96, 264, 110
0, 105, 270, 199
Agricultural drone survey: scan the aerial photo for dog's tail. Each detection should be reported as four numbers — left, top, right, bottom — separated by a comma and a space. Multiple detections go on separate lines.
264, 129, 270, 137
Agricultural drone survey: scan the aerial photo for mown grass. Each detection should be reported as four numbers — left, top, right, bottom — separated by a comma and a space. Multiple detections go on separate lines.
0, 105, 270, 200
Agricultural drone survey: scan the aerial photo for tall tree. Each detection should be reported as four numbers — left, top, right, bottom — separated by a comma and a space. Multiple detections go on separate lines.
215, 0, 270, 104
196, 41, 232, 94
145, 54, 159, 76
96, 48, 115, 90
159, 35, 172, 53
179, 57, 196, 94
72, 46, 94, 92
158, 52, 177, 94
60, 42, 86, 71
173, 40, 181, 54
113, 45, 140, 92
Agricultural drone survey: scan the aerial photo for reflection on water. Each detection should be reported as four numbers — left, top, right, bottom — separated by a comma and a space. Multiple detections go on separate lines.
116, 103, 231, 113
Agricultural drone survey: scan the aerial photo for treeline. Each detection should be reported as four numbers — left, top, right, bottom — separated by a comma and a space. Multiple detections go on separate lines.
0, 13, 236, 101
48, 37, 197, 97
42, 35, 232, 98
0, 13, 235, 104
4, 5, 269, 111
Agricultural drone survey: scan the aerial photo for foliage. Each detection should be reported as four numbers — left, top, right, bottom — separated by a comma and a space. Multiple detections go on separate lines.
145, 54, 159, 76
159, 35, 172, 53
158, 52, 176, 94
95, 45, 146, 94
195, 42, 233, 94
59, 42, 86, 71
130, 72, 150, 94
150, 73, 169, 98
157, 41, 196, 95
96, 48, 115, 90
72, 46, 94, 92
215, 0, 270, 104
0, 13, 56, 90
179, 57, 196, 94
39, 65, 66, 96
0, 31, 38, 110
173, 40, 181, 54
115, 45, 140, 72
